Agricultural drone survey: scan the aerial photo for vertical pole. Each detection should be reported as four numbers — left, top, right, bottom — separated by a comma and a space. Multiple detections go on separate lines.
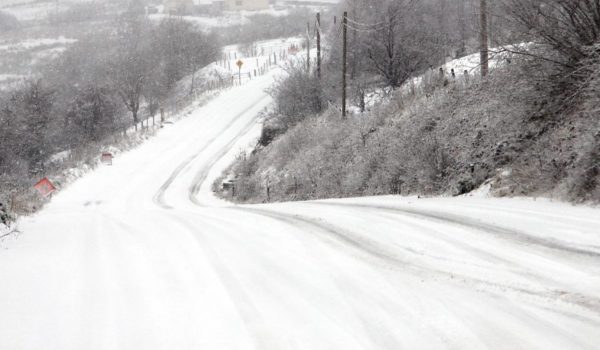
266, 179, 270, 203
317, 12, 321, 79
480, 0, 489, 77
342, 11, 348, 118
306, 21, 311, 72
9, 192, 15, 214
459, 0, 466, 55
488, 0, 493, 46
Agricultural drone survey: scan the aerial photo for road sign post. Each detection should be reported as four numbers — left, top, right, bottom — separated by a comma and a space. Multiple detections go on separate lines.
236, 59, 244, 85
101, 152, 113, 166
34, 177, 56, 197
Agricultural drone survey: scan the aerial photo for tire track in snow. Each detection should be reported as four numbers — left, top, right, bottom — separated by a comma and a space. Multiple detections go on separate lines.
172, 209, 397, 349
164, 65, 600, 331
192, 209, 600, 349
178, 107, 600, 319
445, 201, 600, 226
231, 207, 600, 318
152, 96, 268, 209
310, 202, 600, 259
187, 104, 266, 207
232, 207, 426, 271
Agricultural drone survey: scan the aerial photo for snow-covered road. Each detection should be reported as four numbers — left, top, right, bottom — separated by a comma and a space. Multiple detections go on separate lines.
1, 68, 599, 350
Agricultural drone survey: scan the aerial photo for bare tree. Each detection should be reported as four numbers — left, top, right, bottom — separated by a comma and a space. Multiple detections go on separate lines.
504, 0, 600, 66
111, 16, 153, 131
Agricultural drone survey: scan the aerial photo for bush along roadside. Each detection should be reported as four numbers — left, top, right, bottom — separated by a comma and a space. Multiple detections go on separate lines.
215, 54, 600, 204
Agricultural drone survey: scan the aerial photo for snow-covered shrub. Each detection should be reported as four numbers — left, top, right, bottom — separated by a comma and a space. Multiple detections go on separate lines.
222, 54, 600, 203
268, 63, 325, 133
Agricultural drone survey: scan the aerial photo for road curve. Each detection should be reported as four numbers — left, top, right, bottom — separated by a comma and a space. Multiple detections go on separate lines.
1, 68, 599, 350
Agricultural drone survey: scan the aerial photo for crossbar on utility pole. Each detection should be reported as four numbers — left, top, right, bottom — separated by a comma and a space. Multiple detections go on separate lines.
317, 12, 321, 79
342, 12, 348, 118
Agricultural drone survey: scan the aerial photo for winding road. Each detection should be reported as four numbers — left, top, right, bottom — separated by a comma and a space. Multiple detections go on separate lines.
1, 68, 599, 350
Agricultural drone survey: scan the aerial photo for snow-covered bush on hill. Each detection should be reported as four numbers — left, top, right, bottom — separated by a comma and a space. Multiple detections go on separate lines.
214, 0, 600, 204
220, 53, 600, 203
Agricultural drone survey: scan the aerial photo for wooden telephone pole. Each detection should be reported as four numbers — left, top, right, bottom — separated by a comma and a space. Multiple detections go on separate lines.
306, 22, 311, 72
458, 0, 466, 55
317, 12, 321, 79
480, 0, 489, 77
342, 11, 348, 118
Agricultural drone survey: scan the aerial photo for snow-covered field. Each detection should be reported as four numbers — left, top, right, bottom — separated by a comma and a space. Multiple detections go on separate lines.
1, 46, 599, 349
148, 7, 291, 29
0, 0, 90, 21
148, 13, 249, 28
0, 36, 76, 52
0, 36, 76, 90
1, 1, 61, 21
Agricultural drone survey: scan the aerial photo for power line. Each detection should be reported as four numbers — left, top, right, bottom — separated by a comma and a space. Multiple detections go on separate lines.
322, 20, 342, 50
345, 24, 380, 33
345, 16, 386, 29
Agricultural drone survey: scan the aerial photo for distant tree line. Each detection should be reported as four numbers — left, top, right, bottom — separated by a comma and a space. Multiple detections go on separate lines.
0, 15, 219, 196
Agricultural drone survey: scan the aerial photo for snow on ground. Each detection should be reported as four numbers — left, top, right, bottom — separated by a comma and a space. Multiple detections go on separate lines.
1, 1, 62, 21
0, 0, 92, 21
0, 41, 599, 350
443, 43, 529, 76
148, 13, 249, 28
400, 44, 528, 97
201, 36, 306, 86
148, 6, 291, 29
149, 0, 335, 30
0, 73, 23, 82
0, 74, 28, 91
0, 36, 76, 90
0, 36, 76, 52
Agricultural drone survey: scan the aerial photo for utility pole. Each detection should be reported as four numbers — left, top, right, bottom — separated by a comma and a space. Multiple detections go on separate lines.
317, 12, 321, 79
342, 11, 348, 118
488, 1, 493, 46
350, 3, 357, 79
480, 0, 489, 77
306, 22, 311, 72
458, 0, 466, 56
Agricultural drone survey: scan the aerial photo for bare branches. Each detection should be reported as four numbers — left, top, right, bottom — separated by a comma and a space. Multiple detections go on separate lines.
505, 0, 600, 64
